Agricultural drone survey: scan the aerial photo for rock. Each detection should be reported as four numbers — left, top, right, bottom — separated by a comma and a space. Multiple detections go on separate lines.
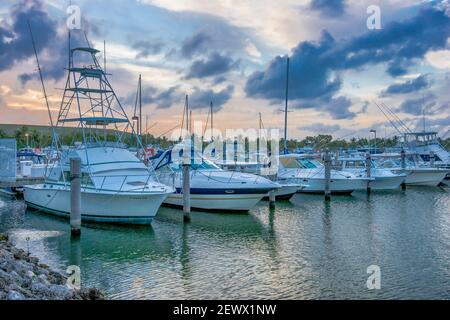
0, 233, 8, 242
1, 236, 105, 300
25, 270, 35, 279
7, 290, 25, 300
37, 274, 49, 285
30, 282, 50, 295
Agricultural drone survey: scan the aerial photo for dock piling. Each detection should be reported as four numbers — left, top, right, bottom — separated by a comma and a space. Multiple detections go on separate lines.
400, 149, 406, 190
365, 152, 372, 195
324, 149, 331, 201
182, 163, 191, 223
430, 151, 435, 167
70, 157, 81, 237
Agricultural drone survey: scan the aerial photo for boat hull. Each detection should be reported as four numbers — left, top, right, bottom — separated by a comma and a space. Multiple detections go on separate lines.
262, 184, 300, 200
369, 175, 405, 190
163, 192, 266, 211
23, 184, 168, 224
393, 169, 449, 186
291, 178, 368, 194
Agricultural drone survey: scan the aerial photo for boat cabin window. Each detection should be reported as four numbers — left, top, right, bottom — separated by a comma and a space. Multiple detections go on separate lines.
61, 171, 94, 186
345, 160, 365, 168
420, 154, 442, 162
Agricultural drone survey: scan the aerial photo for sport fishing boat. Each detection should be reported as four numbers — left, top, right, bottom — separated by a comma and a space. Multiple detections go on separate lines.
403, 132, 450, 182
24, 144, 173, 224
371, 152, 449, 186
152, 148, 280, 211
333, 155, 406, 190
23, 45, 173, 224
277, 154, 371, 194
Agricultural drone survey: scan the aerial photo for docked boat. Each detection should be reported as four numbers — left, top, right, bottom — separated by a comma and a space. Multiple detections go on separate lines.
152, 148, 279, 211
23, 45, 173, 224
217, 158, 305, 200
24, 144, 173, 224
277, 154, 371, 194
371, 153, 449, 186
333, 155, 406, 190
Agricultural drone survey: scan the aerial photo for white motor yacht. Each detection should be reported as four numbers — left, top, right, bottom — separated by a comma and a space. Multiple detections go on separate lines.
277, 154, 371, 194
371, 153, 449, 186
152, 148, 279, 211
334, 155, 406, 190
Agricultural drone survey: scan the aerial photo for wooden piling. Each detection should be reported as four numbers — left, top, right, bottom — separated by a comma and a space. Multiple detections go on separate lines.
401, 149, 406, 190
70, 157, 81, 236
430, 151, 435, 167
182, 163, 191, 223
366, 152, 372, 195
324, 150, 331, 201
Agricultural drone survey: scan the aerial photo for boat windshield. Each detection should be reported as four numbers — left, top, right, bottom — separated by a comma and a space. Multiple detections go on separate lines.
297, 158, 320, 169
280, 157, 319, 169
169, 158, 219, 171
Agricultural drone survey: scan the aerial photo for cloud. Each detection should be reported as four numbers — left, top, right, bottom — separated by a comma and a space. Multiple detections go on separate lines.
124, 84, 234, 111
381, 75, 432, 96
397, 92, 437, 116
309, 0, 347, 17
189, 85, 234, 109
180, 30, 211, 58
0, 0, 93, 85
0, 0, 57, 72
299, 123, 341, 133
245, 5, 450, 119
132, 40, 164, 59
185, 52, 238, 79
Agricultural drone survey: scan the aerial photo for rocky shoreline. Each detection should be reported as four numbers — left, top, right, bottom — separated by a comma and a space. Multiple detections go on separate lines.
0, 233, 104, 300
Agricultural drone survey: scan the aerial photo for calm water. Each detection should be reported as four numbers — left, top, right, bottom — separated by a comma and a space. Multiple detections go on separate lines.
1, 187, 450, 299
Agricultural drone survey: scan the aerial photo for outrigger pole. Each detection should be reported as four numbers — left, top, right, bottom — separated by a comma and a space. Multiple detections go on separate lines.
28, 21, 57, 144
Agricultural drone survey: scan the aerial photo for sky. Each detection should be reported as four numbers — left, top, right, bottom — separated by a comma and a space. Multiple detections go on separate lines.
0, 0, 449, 141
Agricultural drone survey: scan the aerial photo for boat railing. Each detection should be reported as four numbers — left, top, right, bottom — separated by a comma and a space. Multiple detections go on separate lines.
90, 173, 160, 193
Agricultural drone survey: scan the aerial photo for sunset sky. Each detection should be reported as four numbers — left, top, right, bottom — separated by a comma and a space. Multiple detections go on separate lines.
0, 0, 449, 140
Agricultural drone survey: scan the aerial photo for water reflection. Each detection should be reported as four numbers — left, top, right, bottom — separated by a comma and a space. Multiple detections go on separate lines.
0, 187, 449, 299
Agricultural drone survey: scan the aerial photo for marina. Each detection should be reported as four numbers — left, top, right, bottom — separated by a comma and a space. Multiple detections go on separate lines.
0, 0, 449, 304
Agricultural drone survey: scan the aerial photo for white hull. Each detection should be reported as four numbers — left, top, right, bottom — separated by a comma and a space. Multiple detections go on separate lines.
393, 169, 448, 186
24, 184, 168, 224
163, 193, 265, 211
280, 177, 368, 194
369, 175, 405, 190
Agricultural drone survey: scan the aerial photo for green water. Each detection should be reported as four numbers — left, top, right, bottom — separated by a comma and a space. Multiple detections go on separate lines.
1, 186, 450, 299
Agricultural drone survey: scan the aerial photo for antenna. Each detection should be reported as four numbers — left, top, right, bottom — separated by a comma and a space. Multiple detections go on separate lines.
283, 56, 289, 154
210, 101, 213, 141
104, 40, 106, 74
422, 94, 426, 132
186, 95, 189, 132
139, 74, 142, 139
28, 21, 56, 141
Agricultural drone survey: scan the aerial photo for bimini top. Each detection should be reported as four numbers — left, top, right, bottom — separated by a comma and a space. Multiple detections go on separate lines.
59, 117, 128, 125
